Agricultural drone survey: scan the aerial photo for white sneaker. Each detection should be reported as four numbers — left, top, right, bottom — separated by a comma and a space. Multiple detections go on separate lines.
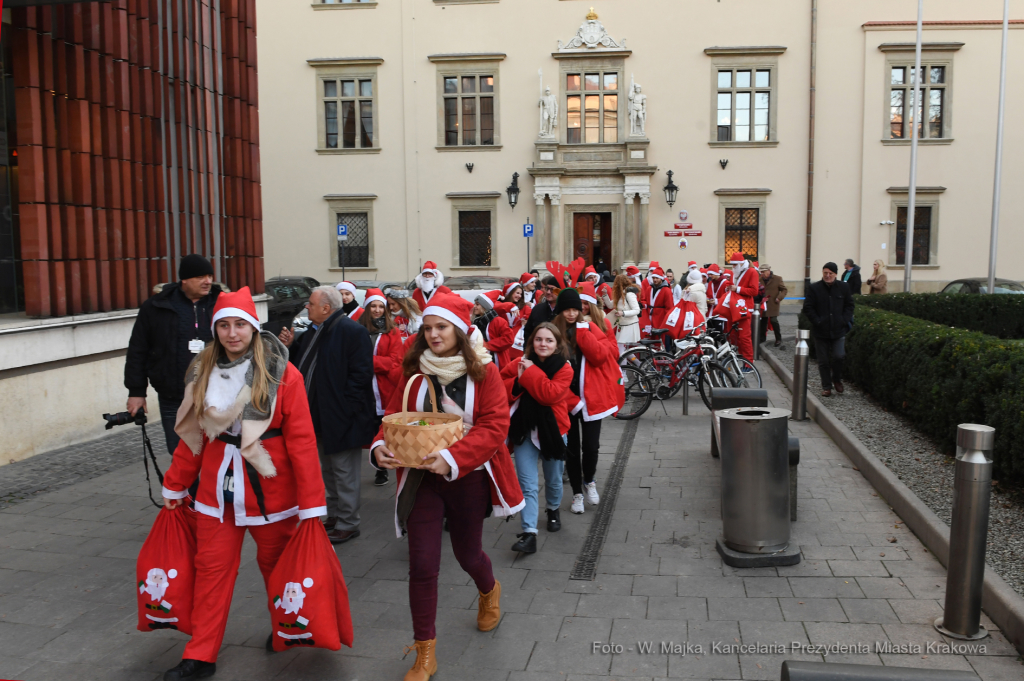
584, 481, 600, 505
570, 494, 585, 514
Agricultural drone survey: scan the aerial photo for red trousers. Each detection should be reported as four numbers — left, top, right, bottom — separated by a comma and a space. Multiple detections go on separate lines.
183, 509, 297, 662
406, 470, 495, 641
729, 316, 754, 363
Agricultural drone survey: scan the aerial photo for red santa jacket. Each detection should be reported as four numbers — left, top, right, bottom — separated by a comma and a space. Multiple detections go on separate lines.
370, 364, 525, 537
371, 328, 406, 416
733, 264, 759, 311
412, 285, 453, 312
349, 306, 363, 322
481, 314, 514, 369
571, 321, 620, 421
597, 282, 614, 311
499, 358, 574, 436
162, 363, 326, 526
649, 284, 674, 331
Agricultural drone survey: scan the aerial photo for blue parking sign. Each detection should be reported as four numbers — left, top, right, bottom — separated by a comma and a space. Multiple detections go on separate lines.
523, 223, 534, 238
337, 224, 348, 240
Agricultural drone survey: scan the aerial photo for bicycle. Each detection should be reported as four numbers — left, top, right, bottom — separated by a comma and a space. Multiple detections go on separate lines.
637, 331, 738, 410
614, 364, 657, 420
712, 319, 762, 389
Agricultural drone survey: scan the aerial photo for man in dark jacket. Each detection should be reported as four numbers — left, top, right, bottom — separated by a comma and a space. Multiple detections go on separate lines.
802, 262, 855, 397
288, 285, 375, 544
842, 259, 863, 295
523, 276, 560, 338
125, 255, 221, 454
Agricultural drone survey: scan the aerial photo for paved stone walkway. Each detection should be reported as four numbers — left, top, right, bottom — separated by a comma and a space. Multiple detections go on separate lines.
0, 363, 1021, 680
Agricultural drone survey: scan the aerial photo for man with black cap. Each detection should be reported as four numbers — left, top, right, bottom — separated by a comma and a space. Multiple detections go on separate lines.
124, 254, 222, 454
802, 262, 854, 397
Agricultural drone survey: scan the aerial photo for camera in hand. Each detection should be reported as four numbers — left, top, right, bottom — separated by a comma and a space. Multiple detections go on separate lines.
102, 410, 147, 429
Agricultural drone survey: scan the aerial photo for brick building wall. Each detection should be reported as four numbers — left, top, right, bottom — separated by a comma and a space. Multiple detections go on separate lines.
10, 0, 263, 317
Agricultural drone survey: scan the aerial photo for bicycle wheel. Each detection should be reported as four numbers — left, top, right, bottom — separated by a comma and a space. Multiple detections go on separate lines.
619, 346, 654, 369
616, 365, 653, 420
697, 361, 737, 410
723, 353, 755, 389
638, 352, 680, 400
735, 356, 762, 388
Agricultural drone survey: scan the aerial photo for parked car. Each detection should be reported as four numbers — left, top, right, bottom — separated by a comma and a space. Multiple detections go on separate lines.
940, 278, 1024, 295
268, 275, 321, 291
263, 277, 315, 335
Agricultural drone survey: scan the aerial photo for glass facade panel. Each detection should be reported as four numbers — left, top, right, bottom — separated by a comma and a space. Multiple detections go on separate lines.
603, 94, 617, 144
603, 73, 617, 91
736, 70, 751, 88
324, 80, 337, 97
360, 100, 373, 147
480, 76, 494, 93
359, 80, 372, 97
341, 80, 355, 97
584, 94, 600, 143
444, 98, 458, 146
585, 74, 600, 90
341, 100, 356, 148
462, 97, 476, 145
567, 95, 581, 144
755, 70, 770, 87
461, 76, 476, 93
718, 70, 732, 88
325, 101, 338, 148
480, 96, 494, 145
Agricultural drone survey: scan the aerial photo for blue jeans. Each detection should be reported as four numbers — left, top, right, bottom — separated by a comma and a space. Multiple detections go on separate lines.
512, 437, 565, 534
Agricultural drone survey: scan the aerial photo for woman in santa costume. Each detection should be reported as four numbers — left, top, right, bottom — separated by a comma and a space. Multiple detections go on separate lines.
411, 261, 452, 311
500, 281, 531, 360
553, 288, 620, 516
500, 322, 574, 554
386, 288, 422, 340
519, 272, 539, 304
335, 281, 363, 320
356, 288, 405, 488
647, 267, 675, 336
471, 292, 515, 370
370, 293, 524, 681
160, 287, 327, 681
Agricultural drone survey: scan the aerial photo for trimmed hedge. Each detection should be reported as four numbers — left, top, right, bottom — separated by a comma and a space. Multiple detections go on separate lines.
842, 307, 1024, 481
856, 293, 1024, 340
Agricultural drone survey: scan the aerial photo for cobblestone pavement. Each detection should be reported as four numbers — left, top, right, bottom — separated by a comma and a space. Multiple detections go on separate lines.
0, 367, 1021, 680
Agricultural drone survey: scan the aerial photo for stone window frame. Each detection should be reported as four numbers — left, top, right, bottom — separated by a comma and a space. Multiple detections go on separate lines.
714, 189, 771, 265
325, 194, 378, 272
555, 55, 627, 148
886, 186, 944, 269
563, 69, 621, 145
704, 46, 785, 148
447, 192, 501, 269
311, 0, 377, 10
430, 54, 505, 151
308, 58, 383, 155
880, 43, 962, 146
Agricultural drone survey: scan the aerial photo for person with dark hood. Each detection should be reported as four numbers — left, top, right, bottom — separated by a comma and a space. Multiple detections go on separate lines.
802, 262, 855, 397
500, 322, 574, 554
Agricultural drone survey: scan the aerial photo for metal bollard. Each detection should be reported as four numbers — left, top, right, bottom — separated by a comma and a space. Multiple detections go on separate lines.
935, 424, 996, 641
751, 309, 761, 361
790, 330, 810, 421
682, 375, 689, 416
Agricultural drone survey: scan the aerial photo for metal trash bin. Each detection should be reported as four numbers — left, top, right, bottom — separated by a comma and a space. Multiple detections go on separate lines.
719, 407, 792, 553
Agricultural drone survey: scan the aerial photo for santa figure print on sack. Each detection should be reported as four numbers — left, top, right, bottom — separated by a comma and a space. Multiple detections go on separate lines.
139, 568, 179, 628
273, 578, 315, 646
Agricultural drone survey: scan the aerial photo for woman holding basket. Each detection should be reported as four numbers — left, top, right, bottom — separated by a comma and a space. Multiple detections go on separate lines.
370, 293, 524, 681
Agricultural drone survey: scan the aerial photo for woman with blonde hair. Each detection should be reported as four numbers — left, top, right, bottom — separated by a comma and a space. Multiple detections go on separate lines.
386, 288, 422, 339
602, 274, 641, 354
866, 259, 888, 294
160, 287, 327, 681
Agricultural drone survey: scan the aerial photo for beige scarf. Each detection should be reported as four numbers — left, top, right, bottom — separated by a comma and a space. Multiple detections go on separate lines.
419, 327, 492, 385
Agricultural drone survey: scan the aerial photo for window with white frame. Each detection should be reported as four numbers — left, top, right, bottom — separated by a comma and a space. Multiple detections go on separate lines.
565, 71, 619, 144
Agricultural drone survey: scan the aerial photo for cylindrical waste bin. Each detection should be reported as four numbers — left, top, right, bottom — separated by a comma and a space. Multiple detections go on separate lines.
719, 407, 791, 553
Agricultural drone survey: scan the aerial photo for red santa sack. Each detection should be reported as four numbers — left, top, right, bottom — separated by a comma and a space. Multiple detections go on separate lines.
665, 299, 707, 340
266, 519, 354, 652
136, 506, 197, 635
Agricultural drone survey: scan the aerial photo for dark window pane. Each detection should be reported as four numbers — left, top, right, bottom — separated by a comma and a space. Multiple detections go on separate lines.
480, 97, 494, 145
461, 76, 475, 93
341, 80, 355, 97
736, 70, 751, 88
360, 101, 373, 147
717, 70, 731, 88
603, 73, 617, 91
444, 98, 458, 146
359, 79, 372, 97
724, 208, 759, 261
567, 95, 581, 144
585, 73, 600, 90
325, 101, 338, 148
480, 76, 493, 93
890, 89, 904, 139
324, 80, 337, 98
444, 77, 458, 93
895, 206, 931, 265
929, 66, 945, 84
567, 74, 580, 91
341, 100, 356, 148
929, 89, 943, 138
337, 212, 370, 268
459, 211, 492, 267
462, 97, 476, 145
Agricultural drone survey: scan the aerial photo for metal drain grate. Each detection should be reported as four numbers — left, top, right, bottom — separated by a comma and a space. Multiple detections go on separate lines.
569, 417, 640, 580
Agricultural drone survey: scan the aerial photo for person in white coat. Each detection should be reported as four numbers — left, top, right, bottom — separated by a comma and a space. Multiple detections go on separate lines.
603, 274, 641, 354
683, 269, 708, 317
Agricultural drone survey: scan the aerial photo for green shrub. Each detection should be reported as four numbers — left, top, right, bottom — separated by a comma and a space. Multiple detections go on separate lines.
844, 307, 1024, 481
856, 293, 1024, 340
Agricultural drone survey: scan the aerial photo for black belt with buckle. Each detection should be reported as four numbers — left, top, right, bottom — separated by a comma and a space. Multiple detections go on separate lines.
216, 429, 283, 521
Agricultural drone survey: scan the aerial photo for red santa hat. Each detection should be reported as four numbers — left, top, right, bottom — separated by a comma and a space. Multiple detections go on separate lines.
625, 265, 640, 277
416, 260, 445, 288
577, 281, 598, 305
707, 263, 721, 275
211, 286, 261, 330
422, 293, 472, 334
687, 260, 699, 271
583, 266, 601, 282
363, 288, 387, 308
719, 269, 733, 281
519, 272, 537, 287
728, 252, 747, 265
336, 281, 357, 296
501, 281, 522, 300
649, 267, 666, 282
648, 261, 661, 271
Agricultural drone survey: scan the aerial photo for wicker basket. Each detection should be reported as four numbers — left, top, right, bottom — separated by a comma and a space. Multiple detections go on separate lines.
381, 374, 464, 468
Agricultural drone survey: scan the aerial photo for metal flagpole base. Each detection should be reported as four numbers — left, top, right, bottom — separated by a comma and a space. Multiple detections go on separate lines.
934, 617, 989, 641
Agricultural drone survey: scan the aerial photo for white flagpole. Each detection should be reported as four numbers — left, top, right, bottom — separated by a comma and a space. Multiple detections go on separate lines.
987, 0, 1010, 294
903, 0, 923, 294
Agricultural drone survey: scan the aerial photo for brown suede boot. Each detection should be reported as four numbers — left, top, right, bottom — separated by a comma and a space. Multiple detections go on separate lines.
477, 579, 502, 632
403, 639, 437, 681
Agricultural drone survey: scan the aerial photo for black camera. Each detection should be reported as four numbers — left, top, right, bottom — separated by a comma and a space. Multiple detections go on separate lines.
102, 410, 148, 430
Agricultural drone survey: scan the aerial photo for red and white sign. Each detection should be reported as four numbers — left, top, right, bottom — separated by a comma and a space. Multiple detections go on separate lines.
683, 230, 702, 237
664, 230, 683, 237
674, 223, 692, 229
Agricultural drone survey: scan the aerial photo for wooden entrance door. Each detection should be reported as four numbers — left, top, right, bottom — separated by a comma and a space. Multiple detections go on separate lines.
573, 212, 612, 268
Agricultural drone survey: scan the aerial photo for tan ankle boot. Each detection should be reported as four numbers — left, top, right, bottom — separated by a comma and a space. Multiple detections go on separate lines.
477, 579, 502, 631
403, 638, 437, 681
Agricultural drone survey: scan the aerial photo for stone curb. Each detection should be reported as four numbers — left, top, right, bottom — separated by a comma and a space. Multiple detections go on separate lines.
761, 349, 1024, 655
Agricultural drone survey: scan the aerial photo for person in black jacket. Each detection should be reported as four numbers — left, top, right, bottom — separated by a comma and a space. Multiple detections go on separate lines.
287, 285, 375, 544
124, 255, 222, 454
802, 262, 855, 397
523, 276, 560, 339
842, 259, 863, 295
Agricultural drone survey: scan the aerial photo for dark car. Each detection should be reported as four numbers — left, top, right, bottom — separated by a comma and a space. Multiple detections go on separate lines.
940, 278, 1024, 295
263, 277, 317, 335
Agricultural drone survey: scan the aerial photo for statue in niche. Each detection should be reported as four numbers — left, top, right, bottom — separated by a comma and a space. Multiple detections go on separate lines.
539, 86, 558, 138
628, 75, 646, 137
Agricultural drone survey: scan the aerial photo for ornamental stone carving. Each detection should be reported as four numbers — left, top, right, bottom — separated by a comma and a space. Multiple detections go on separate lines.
539, 86, 558, 138
557, 9, 626, 52
628, 75, 647, 137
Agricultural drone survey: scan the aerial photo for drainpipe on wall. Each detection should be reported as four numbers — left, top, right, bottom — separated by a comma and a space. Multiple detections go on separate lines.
804, 0, 817, 294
